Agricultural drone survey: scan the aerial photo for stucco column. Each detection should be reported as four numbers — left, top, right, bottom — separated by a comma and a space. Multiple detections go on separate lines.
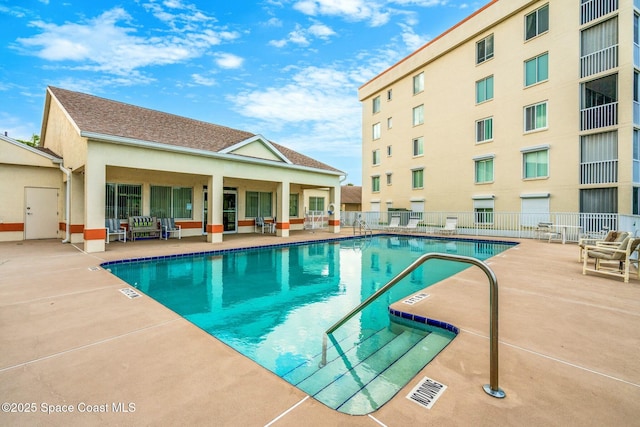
328, 185, 341, 233
83, 162, 106, 253
207, 174, 223, 243
276, 180, 290, 237
69, 170, 85, 244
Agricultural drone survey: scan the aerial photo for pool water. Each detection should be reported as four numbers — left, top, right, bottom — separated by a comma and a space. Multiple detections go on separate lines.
104, 235, 514, 414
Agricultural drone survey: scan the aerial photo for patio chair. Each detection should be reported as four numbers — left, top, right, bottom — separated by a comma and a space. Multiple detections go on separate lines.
583, 236, 640, 283
436, 216, 457, 235
160, 218, 181, 240
386, 215, 401, 232
578, 230, 628, 262
534, 221, 561, 242
255, 217, 275, 234
105, 218, 126, 243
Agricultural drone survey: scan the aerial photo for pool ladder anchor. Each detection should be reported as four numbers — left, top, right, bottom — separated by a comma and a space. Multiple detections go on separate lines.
320, 252, 506, 399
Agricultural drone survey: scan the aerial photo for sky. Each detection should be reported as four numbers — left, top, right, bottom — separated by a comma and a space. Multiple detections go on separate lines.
1, 0, 485, 185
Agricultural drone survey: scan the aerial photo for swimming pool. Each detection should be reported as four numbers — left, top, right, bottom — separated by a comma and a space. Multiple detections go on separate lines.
103, 235, 514, 415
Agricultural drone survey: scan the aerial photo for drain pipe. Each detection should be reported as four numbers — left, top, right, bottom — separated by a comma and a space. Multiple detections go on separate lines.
59, 164, 71, 243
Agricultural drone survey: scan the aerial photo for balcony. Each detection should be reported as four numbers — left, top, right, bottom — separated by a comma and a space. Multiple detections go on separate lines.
580, 45, 618, 77
580, 102, 617, 130
580, 159, 618, 184
581, 0, 618, 25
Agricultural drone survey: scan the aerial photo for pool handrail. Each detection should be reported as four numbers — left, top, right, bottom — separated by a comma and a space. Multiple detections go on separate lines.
321, 252, 506, 399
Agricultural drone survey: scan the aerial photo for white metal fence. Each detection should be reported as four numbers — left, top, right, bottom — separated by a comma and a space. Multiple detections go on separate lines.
340, 211, 640, 242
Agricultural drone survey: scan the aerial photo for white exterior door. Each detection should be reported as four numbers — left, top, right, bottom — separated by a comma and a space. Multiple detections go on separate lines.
25, 187, 59, 239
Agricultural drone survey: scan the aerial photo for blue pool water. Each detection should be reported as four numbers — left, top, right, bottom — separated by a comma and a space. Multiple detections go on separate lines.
103, 235, 514, 414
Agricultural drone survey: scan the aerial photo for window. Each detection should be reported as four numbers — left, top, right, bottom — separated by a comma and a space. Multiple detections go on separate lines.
524, 101, 547, 132
150, 186, 193, 219
412, 137, 424, 156
372, 96, 381, 114
476, 117, 493, 143
105, 183, 142, 220
309, 196, 325, 211
386, 173, 392, 185
387, 117, 392, 129
523, 149, 549, 179
476, 76, 494, 103
521, 195, 550, 227
412, 169, 424, 189
371, 176, 380, 192
476, 34, 494, 64
289, 193, 299, 217
525, 53, 548, 86
246, 191, 272, 217
413, 72, 424, 94
372, 122, 381, 140
413, 105, 424, 126
372, 149, 381, 165
475, 158, 494, 183
387, 145, 392, 156
525, 4, 549, 41
475, 208, 494, 224
387, 89, 393, 101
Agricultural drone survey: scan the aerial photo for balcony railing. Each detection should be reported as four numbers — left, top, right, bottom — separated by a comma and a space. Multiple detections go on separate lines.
581, 0, 618, 25
580, 102, 618, 130
580, 45, 618, 77
580, 159, 618, 184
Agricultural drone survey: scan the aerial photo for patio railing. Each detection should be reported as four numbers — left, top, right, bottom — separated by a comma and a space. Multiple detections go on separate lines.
341, 211, 638, 242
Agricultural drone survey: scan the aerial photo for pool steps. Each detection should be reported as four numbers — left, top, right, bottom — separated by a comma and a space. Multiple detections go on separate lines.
282, 319, 456, 415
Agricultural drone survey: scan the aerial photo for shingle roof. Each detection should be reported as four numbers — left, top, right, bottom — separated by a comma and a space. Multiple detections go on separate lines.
47, 86, 343, 174
341, 185, 362, 204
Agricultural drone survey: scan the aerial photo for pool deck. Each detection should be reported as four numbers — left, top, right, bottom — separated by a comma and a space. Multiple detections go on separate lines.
1, 231, 639, 426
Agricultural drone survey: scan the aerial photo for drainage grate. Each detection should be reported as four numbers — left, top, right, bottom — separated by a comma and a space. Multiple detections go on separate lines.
406, 376, 447, 409
119, 288, 141, 299
403, 293, 429, 305
88, 266, 101, 271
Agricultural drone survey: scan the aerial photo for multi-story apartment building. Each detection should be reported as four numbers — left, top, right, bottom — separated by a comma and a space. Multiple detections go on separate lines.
359, 0, 639, 223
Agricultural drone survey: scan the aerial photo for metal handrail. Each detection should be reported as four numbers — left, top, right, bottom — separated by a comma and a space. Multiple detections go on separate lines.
321, 252, 505, 399
353, 218, 373, 237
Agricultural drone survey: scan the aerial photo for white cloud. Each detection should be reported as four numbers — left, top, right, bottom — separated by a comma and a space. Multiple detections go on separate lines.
293, 0, 390, 27
308, 23, 336, 39
268, 21, 336, 48
15, 5, 239, 77
215, 52, 244, 69
191, 73, 216, 86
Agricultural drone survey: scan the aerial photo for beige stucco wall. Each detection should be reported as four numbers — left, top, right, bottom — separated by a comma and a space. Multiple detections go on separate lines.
0, 140, 63, 242
359, 0, 634, 214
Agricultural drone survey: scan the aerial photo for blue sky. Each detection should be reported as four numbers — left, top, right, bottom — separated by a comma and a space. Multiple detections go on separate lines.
1, 0, 484, 185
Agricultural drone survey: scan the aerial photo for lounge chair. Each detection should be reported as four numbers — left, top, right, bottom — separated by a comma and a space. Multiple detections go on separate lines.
582, 236, 640, 283
160, 218, 181, 240
386, 215, 401, 232
398, 217, 421, 233
436, 216, 457, 235
105, 218, 126, 243
578, 230, 628, 262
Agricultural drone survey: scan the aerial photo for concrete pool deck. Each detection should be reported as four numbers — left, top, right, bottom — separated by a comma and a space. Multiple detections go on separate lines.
0, 231, 639, 426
